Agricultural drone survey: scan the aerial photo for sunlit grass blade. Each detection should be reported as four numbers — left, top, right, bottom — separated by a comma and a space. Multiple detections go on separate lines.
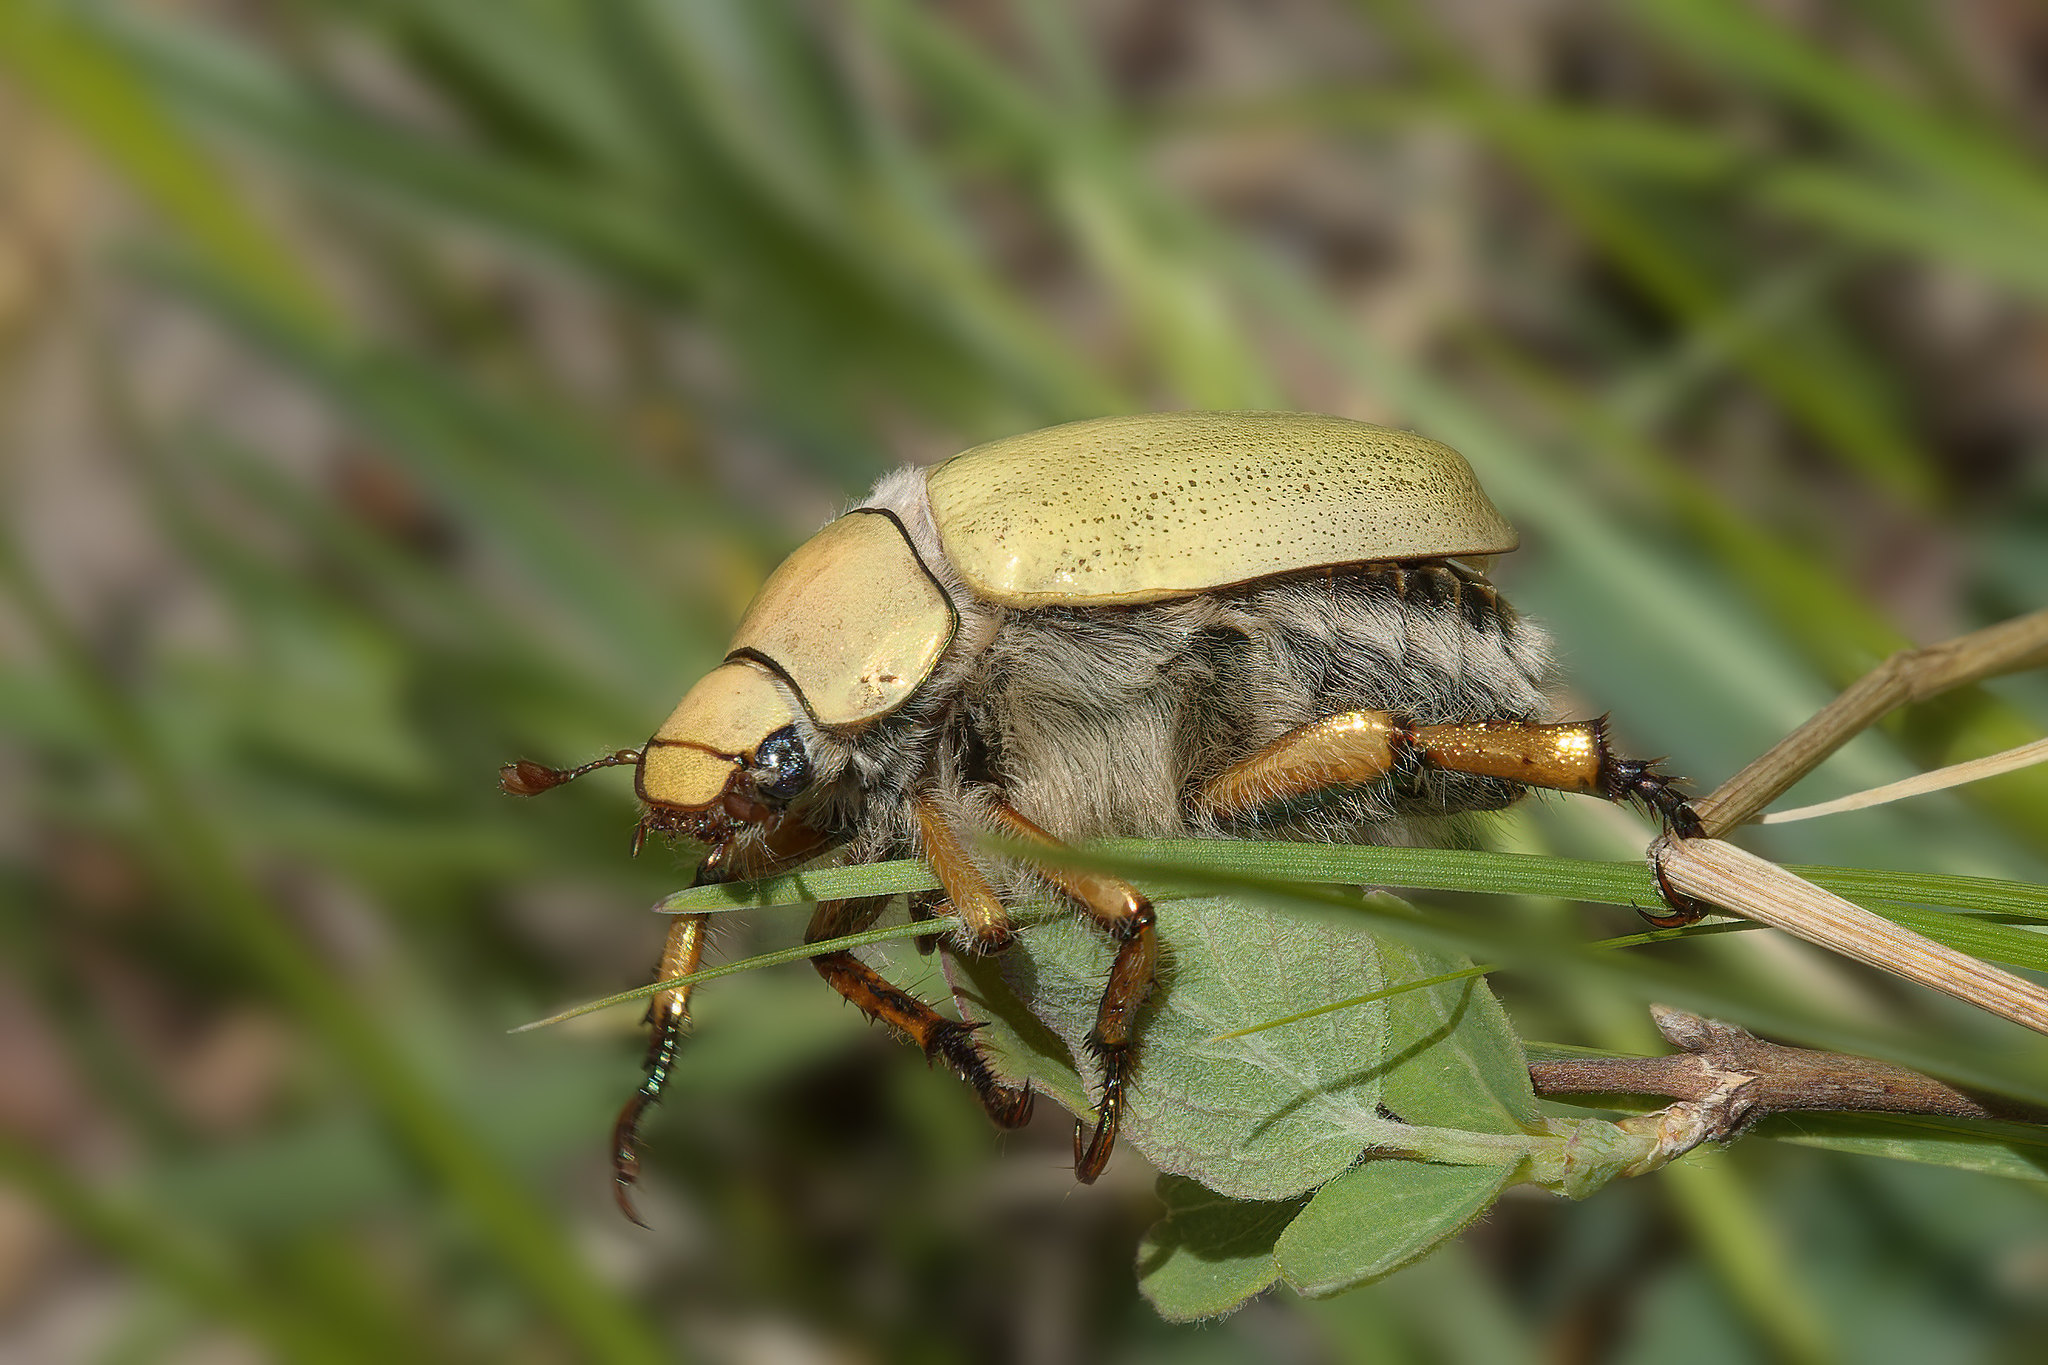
1151, 89, 1743, 185
512, 913, 967, 1031
660, 836, 2048, 930
0, 523, 665, 1365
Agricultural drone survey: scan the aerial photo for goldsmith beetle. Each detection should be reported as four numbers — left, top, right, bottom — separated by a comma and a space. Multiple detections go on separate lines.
504, 410, 1697, 1221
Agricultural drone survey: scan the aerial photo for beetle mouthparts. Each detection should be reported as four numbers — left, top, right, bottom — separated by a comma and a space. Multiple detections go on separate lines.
635, 800, 745, 849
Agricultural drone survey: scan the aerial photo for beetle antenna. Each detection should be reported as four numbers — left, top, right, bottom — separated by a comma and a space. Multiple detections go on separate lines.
500, 748, 642, 796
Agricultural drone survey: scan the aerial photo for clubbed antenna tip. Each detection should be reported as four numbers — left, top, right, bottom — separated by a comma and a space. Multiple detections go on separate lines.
499, 749, 642, 797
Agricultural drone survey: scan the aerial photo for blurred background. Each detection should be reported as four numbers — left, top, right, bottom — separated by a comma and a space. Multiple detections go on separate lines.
3, 1, 2047, 1361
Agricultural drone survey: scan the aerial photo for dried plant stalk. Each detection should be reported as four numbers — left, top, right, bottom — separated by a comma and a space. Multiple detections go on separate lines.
1657, 607, 2048, 1037
1653, 836, 2048, 1036
1690, 607, 2048, 837
1759, 737, 2048, 823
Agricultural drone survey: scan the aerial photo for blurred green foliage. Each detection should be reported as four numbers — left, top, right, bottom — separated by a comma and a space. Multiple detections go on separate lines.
2, 1, 2046, 1361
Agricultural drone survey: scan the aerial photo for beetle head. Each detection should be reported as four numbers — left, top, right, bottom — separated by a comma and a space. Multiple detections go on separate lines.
501, 659, 815, 856
631, 660, 814, 850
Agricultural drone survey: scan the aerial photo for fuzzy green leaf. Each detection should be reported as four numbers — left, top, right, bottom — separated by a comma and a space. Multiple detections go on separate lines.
1135, 1176, 1304, 1322
947, 892, 1535, 1201
1276, 1159, 1517, 1299
1376, 938, 1542, 1135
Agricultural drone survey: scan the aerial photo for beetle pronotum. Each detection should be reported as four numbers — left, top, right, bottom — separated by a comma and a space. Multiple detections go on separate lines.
503, 411, 1699, 1221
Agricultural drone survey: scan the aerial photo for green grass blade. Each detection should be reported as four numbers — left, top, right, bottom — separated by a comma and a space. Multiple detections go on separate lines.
1637, 0, 2048, 238
0, 525, 666, 1365
513, 913, 966, 1031
0, 0, 335, 333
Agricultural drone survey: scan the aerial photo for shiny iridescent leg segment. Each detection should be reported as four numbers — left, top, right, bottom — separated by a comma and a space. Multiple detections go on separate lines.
612, 911, 704, 1226
1198, 711, 1705, 930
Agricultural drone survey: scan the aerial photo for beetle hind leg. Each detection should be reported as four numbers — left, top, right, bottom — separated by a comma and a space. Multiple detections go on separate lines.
806, 896, 1035, 1130
1197, 710, 1705, 924
1199, 710, 1699, 825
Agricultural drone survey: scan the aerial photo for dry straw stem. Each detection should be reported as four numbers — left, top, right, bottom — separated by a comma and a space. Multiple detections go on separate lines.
1656, 607, 2048, 1037
1652, 837, 2048, 1035
1759, 737, 2048, 823
1690, 606, 2048, 837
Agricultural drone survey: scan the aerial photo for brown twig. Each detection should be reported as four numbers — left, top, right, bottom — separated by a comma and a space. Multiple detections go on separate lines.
1531, 1007, 2041, 1139
1690, 607, 2048, 838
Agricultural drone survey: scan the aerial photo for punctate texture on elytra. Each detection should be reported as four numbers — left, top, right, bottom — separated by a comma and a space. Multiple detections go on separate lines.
925, 411, 1519, 607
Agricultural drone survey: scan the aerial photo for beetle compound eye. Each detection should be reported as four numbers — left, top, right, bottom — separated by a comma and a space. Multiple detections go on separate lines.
751, 726, 812, 801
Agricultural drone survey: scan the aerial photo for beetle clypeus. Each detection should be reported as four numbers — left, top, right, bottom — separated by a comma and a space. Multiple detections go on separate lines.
503, 410, 1699, 1221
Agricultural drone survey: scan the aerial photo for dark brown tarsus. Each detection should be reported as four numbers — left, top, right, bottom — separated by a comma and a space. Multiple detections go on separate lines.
611, 909, 706, 1226
805, 896, 1034, 1129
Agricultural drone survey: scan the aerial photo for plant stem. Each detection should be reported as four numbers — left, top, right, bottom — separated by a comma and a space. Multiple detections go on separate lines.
1691, 607, 2048, 836
1530, 1007, 2043, 1127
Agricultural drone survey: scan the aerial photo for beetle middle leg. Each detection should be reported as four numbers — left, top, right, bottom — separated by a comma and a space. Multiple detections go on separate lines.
913, 796, 1015, 953
1196, 711, 1706, 923
806, 895, 1035, 1130
983, 803, 1157, 1184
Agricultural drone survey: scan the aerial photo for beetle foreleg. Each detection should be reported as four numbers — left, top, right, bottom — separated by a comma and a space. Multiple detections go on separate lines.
985, 804, 1157, 1184
612, 820, 838, 1224
806, 896, 1034, 1130
612, 910, 705, 1227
